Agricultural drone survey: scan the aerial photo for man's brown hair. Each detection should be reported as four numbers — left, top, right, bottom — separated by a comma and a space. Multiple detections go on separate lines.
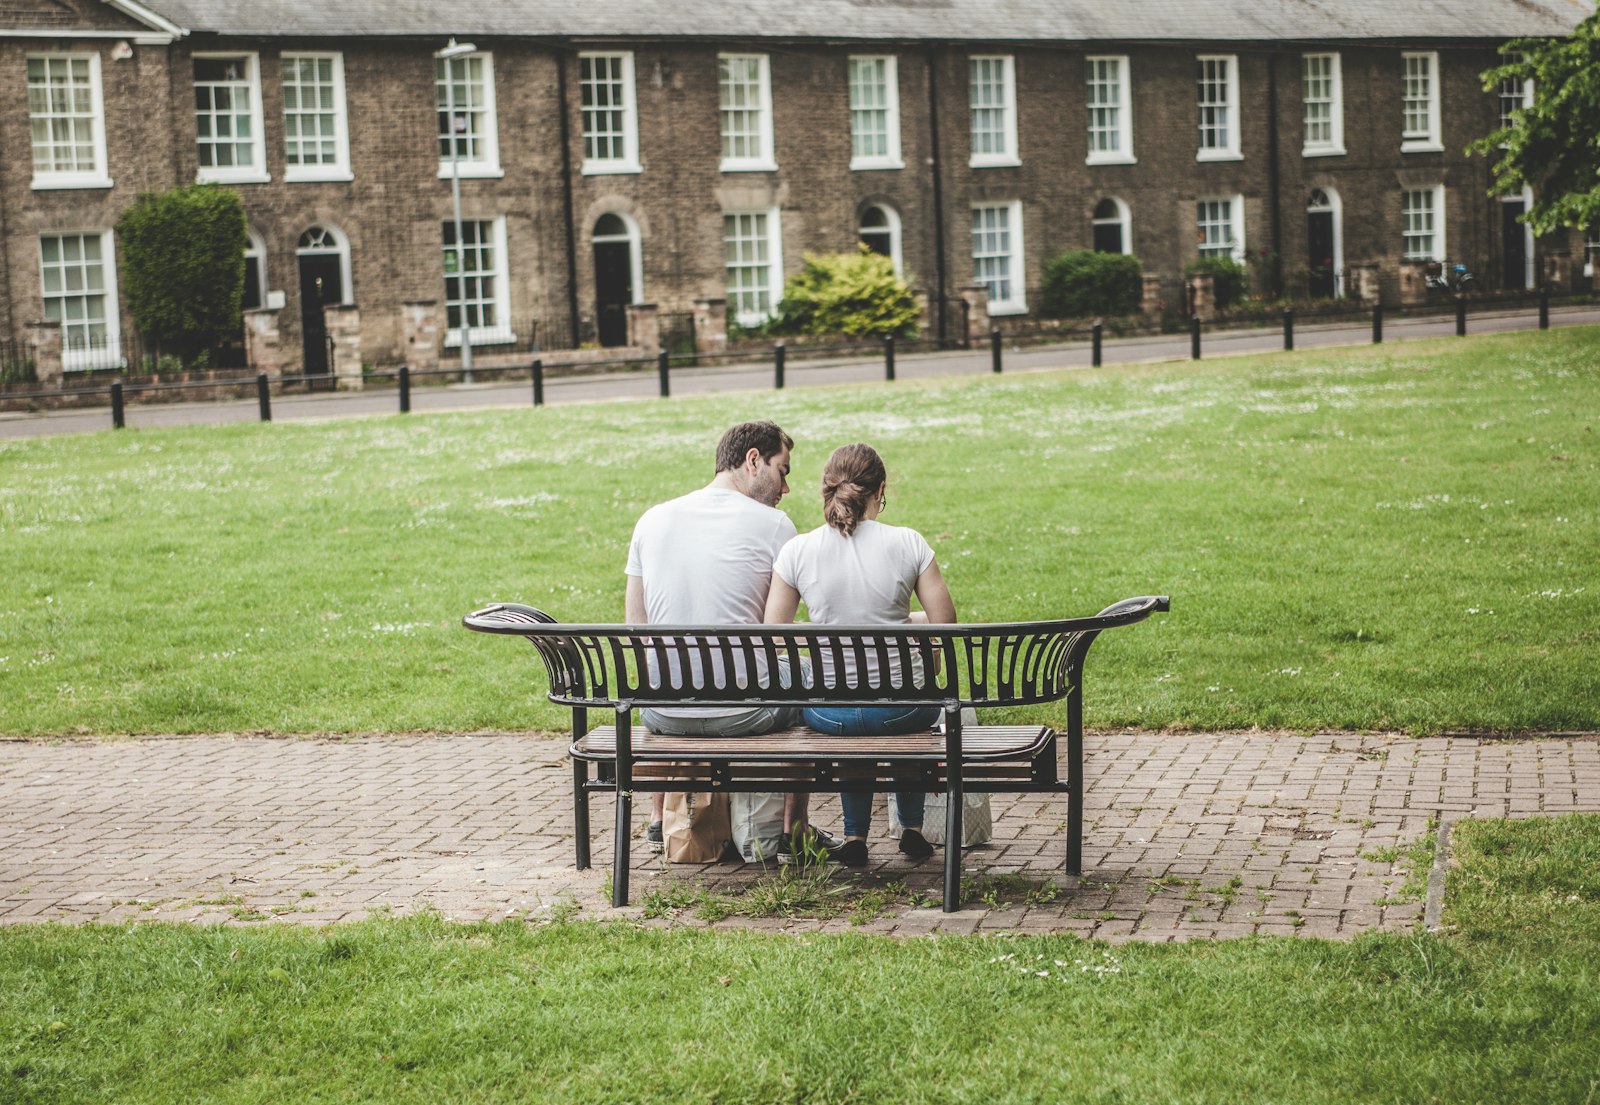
714, 420, 793, 472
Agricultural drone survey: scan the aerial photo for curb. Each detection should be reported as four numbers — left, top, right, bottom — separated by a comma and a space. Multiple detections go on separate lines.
1422, 815, 1456, 931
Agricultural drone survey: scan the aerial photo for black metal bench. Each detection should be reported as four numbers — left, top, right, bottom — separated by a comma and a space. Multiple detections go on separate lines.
463, 595, 1169, 912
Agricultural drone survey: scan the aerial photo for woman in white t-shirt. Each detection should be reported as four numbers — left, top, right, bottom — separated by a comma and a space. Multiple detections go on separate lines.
763, 443, 958, 867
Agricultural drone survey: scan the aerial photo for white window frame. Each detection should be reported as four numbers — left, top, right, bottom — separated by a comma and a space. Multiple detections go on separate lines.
1196, 55, 1241, 161
1497, 51, 1532, 143
1401, 52, 1443, 153
592, 210, 645, 306
1585, 225, 1600, 278
1305, 187, 1345, 297
27, 53, 112, 190
281, 51, 351, 183
968, 55, 1019, 168
1197, 195, 1246, 263
718, 54, 776, 172
579, 52, 641, 175
194, 52, 269, 184
436, 51, 502, 180
441, 216, 514, 347
723, 209, 783, 327
39, 229, 121, 372
858, 203, 903, 273
848, 55, 904, 171
971, 200, 1026, 315
1401, 185, 1446, 262
1091, 197, 1132, 255
1301, 53, 1345, 158
1085, 55, 1134, 166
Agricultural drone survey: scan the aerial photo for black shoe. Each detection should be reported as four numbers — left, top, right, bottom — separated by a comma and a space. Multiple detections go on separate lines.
777, 825, 843, 866
833, 839, 869, 867
898, 828, 935, 860
647, 821, 664, 854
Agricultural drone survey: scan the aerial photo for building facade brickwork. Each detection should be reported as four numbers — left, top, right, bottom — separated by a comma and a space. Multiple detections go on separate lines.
0, 0, 1591, 377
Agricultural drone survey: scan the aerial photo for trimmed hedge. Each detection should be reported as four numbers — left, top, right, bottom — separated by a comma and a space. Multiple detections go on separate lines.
1039, 250, 1143, 319
770, 248, 920, 338
116, 184, 247, 367
1184, 256, 1250, 310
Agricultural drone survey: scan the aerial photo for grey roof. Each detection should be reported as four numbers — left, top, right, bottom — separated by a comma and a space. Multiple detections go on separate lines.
145, 0, 1593, 43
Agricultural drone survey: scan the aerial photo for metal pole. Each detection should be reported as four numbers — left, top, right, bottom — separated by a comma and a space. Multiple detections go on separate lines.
257, 373, 272, 421
1190, 315, 1202, 360
884, 334, 895, 381
657, 350, 670, 397
1372, 302, 1383, 344
1539, 288, 1550, 330
990, 327, 1002, 373
774, 342, 785, 389
1091, 321, 1103, 367
110, 381, 125, 429
1283, 306, 1294, 351
398, 365, 410, 414
446, 60, 473, 384
1455, 295, 1467, 337
531, 358, 544, 406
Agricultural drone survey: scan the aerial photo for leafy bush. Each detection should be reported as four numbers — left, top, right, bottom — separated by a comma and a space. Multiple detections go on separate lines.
770, 247, 919, 338
1184, 256, 1250, 310
1039, 250, 1143, 318
116, 184, 248, 367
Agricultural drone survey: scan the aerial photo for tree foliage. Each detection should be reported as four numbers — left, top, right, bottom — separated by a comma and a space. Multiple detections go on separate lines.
770, 247, 920, 338
1039, 250, 1143, 318
116, 184, 248, 365
1470, 14, 1600, 234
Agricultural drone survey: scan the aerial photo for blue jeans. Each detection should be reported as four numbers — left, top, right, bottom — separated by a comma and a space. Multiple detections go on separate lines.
803, 705, 939, 838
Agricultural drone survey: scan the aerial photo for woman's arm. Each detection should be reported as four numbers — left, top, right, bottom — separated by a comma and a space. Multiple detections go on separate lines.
913, 560, 957, 624
763, 576, 802, 624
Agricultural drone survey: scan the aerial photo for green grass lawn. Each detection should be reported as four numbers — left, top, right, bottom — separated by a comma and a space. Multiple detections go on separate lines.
2, 813, 1596, 1104
1, 328, 1596, 736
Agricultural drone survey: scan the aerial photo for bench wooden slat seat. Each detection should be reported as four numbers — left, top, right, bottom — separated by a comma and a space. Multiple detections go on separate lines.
463, 595, 1169, 912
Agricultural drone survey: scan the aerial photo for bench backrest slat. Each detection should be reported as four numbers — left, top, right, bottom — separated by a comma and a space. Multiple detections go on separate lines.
464, 596, 1169, 712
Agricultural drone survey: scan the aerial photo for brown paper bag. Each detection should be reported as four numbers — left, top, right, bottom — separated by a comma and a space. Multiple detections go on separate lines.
662, 790, 731, 862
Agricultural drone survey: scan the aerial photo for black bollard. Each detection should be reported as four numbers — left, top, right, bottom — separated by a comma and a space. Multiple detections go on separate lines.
111, 381, 125, 429
774, 342, 785, 390
398, 365, 410, 414
1190, 315, 1202, 360
1455, 295, 1467, 337
1283, 307, 1295, 351
1091, 321, 1103, 367
884, 334, 896, 381
658, 350, 670, 397
532, 358, 544, 406
1372, 303, 1383, 344
990, 327, 1002, 373
1539, 288, 1550, 330
257, 373, 272, 422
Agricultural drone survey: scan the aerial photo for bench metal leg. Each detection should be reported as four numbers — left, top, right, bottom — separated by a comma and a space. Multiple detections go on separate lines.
612, 708, 633, 907
573, 758, 591, 870
1067, 701, 1084, 877
942, 703, 963, 913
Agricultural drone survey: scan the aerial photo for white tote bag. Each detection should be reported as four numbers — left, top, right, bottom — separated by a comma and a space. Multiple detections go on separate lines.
889, 790, 993, 847
729, 791, 787, 864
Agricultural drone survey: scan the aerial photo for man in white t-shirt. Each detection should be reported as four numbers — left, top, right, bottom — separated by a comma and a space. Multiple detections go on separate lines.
625, 420, 830, 856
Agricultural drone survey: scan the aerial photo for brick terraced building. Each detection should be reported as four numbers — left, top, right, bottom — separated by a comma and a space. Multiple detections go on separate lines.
1, 0, 1592, 381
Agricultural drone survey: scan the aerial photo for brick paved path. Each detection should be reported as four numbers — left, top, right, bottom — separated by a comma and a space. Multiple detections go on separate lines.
2, 731, 1595, 940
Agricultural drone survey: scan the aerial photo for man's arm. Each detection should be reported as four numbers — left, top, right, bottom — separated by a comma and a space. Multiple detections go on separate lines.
625, 574, 647, 625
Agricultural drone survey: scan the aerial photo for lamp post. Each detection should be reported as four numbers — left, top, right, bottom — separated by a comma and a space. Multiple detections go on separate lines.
435, 38, 476, 383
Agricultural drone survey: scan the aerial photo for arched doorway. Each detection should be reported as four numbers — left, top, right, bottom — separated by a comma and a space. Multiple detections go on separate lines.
858, 203, 902, 272
592, 214, 638, 348
1305, 189, 1341, 298
296, 225, 348, 379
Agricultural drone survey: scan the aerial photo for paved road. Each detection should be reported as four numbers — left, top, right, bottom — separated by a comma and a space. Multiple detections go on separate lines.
4, 304, 1597, 440
4, 730, 1595, 938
